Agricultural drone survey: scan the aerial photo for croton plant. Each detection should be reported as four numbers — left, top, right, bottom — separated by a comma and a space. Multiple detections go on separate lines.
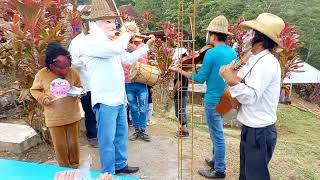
0, 0, 79, 139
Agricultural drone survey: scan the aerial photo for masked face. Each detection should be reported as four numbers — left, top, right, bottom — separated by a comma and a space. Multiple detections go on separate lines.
49, 55, 71, 78
206, 32, 210, 44
96, 19, 117, 36
242, 29, 255, 53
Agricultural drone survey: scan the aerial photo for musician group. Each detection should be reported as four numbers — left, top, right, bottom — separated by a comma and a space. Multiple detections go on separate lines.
30, 0, 286, 179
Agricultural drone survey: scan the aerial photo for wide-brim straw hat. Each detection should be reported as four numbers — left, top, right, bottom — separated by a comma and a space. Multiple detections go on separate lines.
88, 0, 120, 21
124, 21, 143, 42
206, 15, 233, 35
240, 13, 285, 47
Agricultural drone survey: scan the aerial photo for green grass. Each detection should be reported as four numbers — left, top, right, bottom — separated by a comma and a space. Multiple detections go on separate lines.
156, 103, 320, 179
272, 104, 320, 179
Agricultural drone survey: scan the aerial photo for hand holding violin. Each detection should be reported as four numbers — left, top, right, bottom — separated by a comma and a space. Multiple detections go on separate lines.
169, 64, 180, 73
146, 34, 156, 47
219, 60, 241, 86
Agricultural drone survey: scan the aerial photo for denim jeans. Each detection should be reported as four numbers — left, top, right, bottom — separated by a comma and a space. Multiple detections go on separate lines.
80, 91, 97, 139
125, 83, 148, 131
93, 103, 128, 174
240, 124, 277, 180
204, 102, 226, 172
174, 95, 188, 125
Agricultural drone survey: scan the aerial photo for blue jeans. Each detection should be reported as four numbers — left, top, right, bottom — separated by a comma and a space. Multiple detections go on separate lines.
93, 103, 128, 174
125, 83, 148, 131
204, 103, 226, 172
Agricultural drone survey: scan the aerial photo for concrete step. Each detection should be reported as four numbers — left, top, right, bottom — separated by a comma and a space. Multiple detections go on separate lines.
0, 123, 41, 153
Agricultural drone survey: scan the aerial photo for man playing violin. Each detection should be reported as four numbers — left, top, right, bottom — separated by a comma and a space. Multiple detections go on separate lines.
79, 0, 155, 175
169, 15, 237, 179
220, 13, 284, 180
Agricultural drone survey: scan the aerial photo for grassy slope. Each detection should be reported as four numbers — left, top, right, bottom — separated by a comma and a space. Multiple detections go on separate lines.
272, 105, 320, 180
158, 103, 320, 179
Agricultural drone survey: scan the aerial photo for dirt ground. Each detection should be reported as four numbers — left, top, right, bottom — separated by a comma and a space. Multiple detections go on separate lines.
0, 113, 242, 180
290, 95, 320, 115
1, 96, 319, 179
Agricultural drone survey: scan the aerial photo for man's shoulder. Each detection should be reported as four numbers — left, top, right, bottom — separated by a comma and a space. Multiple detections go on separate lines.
208, 45, 235, 53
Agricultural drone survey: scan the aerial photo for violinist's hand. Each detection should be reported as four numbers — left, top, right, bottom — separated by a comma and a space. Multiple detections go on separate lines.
219, 60, 240, 86
195, 64, 202, 71
146, 34, 156, 47
169, 64, 180, 72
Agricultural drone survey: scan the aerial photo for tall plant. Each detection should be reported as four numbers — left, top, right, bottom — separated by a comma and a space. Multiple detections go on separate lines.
279, 23, 304, 80
0, 0, 76, 140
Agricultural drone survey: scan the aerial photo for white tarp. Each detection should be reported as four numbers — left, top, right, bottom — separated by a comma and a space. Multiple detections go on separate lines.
283, 62, 320, 84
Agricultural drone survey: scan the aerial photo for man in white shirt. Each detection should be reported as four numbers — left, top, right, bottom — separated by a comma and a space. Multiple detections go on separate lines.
69, 17, 98, 148
220, 13, 285, 180
80, 0, 155, 175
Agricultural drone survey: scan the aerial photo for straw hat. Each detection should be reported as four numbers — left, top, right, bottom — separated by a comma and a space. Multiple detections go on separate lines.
124, 21, 140, 34
88, 0, 120, 21
124, 21, 143, 42
240, 13, 285, 47
206, 15, 233, 35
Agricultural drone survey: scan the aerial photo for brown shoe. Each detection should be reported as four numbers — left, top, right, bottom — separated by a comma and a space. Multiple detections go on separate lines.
175, 130, 189, 138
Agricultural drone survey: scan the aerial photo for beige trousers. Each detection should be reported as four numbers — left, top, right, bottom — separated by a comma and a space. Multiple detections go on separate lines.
49, 121, 80, 168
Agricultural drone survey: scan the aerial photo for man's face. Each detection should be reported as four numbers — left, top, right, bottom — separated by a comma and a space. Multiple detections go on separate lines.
242, 29, 255, 52
206, 32, 215, 45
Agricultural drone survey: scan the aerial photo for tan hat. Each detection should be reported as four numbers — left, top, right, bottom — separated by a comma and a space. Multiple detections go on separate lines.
124, 21, 144, 42
240, 13, 285, 47
206, 15, 233, 35
88, 0, 120, 21
124, 21, 140, 34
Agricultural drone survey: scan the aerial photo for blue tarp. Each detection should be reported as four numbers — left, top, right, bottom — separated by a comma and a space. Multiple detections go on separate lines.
0, 159, 139, 180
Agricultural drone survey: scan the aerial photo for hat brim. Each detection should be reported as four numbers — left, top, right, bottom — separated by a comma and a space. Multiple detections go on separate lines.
204, 29, 233, 36
240, 20, 283, 48
87, 15, 122, 21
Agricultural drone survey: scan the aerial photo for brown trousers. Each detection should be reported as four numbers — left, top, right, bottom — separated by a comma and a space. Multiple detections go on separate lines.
49, 121, 80, 168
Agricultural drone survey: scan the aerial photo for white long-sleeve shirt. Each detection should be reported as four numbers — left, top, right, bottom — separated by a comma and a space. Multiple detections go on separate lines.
229, 49, 281, 128
81, 24, 149, 107
69, 32, 90, 91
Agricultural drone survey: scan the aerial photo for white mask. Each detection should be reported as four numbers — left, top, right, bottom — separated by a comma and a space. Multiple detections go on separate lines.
242, 30, 255, 53
206, 32, 210, 44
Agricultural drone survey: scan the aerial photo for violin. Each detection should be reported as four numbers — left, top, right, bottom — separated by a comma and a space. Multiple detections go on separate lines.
180, 44, 213, 71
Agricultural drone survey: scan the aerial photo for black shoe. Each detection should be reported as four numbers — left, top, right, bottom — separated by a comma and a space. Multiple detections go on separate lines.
198, 168, 226, 179
129, 130, 140, 141
115, 165, 139, 174
88, 138, 98, 148
140, 131, 151, 142
176, 130, 189, 138
205, 158, 214, 168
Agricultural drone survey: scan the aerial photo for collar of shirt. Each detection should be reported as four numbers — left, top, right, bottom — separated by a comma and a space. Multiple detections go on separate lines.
247, 49, 270, 66
239, 49, 271, 78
